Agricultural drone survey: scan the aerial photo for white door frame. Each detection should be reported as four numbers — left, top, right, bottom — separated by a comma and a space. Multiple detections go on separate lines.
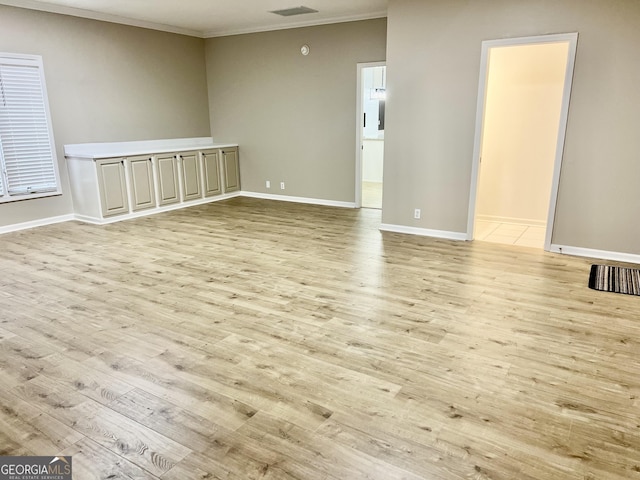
466, 33, 579, 250
355, 61, 386, 208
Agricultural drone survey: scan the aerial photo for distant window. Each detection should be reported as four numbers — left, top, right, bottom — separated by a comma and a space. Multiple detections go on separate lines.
0, 53, 61, 203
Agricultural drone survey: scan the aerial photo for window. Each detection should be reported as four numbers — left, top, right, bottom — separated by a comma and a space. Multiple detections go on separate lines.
0, 53, 61, 203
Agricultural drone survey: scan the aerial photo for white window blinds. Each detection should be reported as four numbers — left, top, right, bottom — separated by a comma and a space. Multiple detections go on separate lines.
0, 54, 60, 201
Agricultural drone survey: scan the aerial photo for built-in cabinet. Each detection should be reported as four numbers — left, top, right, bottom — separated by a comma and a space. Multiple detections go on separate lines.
96, 158, 129, 217
128, 156, 156, 212
156, 153, 180, 206
222, 147, 240, 193
65, 139, 239, 224
180, 152, 202, 201
202, 149, 222, 197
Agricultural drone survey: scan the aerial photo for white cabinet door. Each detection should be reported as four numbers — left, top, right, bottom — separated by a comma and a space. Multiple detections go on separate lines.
96, 158, 129, 217
128, 156, 156, 211
202, 150, 221, 197
180, 152, 202, 201
156, 153, 180, 206
221, 147, 240, 193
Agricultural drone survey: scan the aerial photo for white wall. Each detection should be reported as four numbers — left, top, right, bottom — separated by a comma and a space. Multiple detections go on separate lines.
362, 140, 384, 182
205, 19, 387, 203
363, 66, 385, 139
476, 42, 568, 225
0, 5, 210, 228
362, 66, 385, 184
384, 0, 640, 255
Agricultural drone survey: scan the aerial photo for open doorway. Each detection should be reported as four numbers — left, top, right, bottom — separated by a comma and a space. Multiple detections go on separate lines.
467, 33, 578, 250
356, 62, 386, 209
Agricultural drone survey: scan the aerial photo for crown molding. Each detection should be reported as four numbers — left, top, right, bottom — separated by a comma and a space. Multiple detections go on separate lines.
2, 1, 386, 39
0, 0, 204, 37
204, 11, 387, 38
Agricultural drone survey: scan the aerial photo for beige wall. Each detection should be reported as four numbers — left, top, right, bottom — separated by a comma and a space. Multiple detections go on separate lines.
205, 19, 387, 202
384, 0, 640, 254
0, 5, 210, 227
476, 42, 568, 225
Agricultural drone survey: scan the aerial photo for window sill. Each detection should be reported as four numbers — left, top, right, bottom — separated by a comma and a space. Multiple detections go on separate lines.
0, 190, 63, 204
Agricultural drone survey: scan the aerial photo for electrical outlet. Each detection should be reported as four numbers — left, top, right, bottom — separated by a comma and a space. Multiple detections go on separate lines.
280, 182, 285, 190
266, 180, 270, 188
414, 209, 421, 219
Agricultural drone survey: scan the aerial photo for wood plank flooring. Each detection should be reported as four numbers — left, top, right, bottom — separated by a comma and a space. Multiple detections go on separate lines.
1, 197, 639, 479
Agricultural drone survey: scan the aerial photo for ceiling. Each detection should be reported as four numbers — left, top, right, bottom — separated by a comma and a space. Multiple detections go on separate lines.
1, 0, 388, 38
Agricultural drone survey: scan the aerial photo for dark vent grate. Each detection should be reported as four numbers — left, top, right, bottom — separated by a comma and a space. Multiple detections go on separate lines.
270, 6, 319, 17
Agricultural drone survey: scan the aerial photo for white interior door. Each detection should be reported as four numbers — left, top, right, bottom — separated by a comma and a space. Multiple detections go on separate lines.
466, 33, 578, 250
356, 62, 386, 209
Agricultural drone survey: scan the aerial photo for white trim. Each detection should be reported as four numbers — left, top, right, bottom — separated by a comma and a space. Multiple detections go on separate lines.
466, 33, 579, 252
73, 191, 242, 225
465, 39, 490, 241
71, 214, 106, 225
0, 0, 203, 37
379, 223, 467, 241
241, 191, 356, 209
3, 201, 638, 269
476, 214, 546, 228
477, 33, 580, 48
0, 214, 74, 234
544, 35, 579, 250
0, 191, 63, 204
0, 1, 386, 39
64, 138, 236, 160
204, 12, 387, 38
0, 52, 62, 202
355, 61, 386, 210
0, 192, 353, 233
550, 244, 640, 265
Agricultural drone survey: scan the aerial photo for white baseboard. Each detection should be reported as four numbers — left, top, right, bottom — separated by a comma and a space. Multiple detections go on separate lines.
2, 192, 354, 233
73, 192, 243, 225
3, 203, 639, 268
379, 223, 468, 241
240, 191, 356, 209
72, 214, 104, 225
476, 214, 546, 227
0, 214, 76, 234
0, 193, 243, 232
549, 244, 640, 265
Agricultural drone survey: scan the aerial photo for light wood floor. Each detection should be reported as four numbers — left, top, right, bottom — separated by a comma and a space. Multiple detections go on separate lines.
1, 197, 639, 480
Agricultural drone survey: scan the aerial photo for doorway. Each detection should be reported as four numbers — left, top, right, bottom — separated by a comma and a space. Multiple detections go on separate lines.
467, 33, 578, 250
356, 62, 386, 209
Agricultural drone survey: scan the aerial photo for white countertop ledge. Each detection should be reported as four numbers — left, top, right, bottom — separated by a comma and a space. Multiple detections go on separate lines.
64, 137, 238, 159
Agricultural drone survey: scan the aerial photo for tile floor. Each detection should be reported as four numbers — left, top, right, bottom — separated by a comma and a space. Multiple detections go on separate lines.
359, 188, 545, 249
475, 220, 546, 248
362, 181, 382, 209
